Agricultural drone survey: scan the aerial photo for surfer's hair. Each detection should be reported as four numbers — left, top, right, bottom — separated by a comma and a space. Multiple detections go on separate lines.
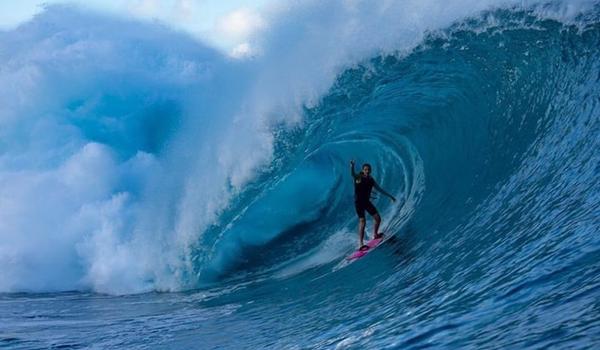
362, 163, 372, 171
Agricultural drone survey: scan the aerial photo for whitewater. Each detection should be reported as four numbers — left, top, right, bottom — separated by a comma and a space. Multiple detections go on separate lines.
1, 0, 599, 348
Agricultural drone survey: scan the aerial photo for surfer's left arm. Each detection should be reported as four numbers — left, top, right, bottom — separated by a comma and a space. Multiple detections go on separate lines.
374, 181, 396, 202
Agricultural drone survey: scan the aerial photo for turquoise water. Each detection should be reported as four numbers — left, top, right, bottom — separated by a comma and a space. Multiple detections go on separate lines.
1, 2, 600, 349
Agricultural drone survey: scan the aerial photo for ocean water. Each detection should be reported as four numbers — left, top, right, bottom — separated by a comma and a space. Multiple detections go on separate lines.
1, 1, 600, 349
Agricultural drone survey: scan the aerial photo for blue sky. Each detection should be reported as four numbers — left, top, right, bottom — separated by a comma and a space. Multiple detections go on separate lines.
0, 0, 275, 54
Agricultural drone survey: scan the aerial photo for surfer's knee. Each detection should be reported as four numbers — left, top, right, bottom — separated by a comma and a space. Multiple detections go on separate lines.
374, 214, 381, 222
359, 217, 366, 223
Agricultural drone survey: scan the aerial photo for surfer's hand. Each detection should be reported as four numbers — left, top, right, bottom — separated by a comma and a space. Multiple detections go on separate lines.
391, 196, 396, 202
350, 160, 355, 167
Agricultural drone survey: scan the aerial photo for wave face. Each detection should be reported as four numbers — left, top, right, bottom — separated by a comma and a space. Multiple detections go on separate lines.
1, 1, 600, 348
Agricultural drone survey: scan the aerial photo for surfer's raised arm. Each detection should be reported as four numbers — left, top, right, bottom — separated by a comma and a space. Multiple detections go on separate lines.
350, 160, 359, 179
374, 181, 396, 202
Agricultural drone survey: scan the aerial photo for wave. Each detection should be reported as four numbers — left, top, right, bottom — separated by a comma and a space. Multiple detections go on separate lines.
0, 1, 598, 295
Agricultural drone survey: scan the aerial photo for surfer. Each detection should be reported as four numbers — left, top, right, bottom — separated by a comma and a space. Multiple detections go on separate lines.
350, 160, 396, 251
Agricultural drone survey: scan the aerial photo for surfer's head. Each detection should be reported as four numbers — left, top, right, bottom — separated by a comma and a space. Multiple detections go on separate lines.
361, 163, 372, 176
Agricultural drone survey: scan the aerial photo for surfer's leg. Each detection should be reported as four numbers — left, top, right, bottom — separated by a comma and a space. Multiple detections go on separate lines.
365, 202, 382, 239
373, 213, 382, 239
355, 202, 367, 247
358, 218, 366, 247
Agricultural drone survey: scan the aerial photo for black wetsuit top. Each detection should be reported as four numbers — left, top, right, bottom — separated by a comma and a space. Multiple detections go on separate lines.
354, 175, 375, 203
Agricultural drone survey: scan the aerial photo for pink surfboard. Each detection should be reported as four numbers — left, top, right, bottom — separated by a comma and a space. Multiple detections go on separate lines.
346, 235, 384, 260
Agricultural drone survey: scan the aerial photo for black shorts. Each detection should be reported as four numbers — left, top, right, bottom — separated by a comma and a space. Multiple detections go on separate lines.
355, 201, 378, 219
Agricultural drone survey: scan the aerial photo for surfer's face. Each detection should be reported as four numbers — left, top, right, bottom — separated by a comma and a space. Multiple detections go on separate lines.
362, 166, 371, 176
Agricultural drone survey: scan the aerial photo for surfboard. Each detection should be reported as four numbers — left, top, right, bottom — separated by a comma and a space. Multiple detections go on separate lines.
346, 234, 385, 260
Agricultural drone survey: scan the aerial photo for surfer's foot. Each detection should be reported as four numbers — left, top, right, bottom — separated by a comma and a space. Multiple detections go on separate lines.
374, 233, 384, 239
359, 245, 370, 251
